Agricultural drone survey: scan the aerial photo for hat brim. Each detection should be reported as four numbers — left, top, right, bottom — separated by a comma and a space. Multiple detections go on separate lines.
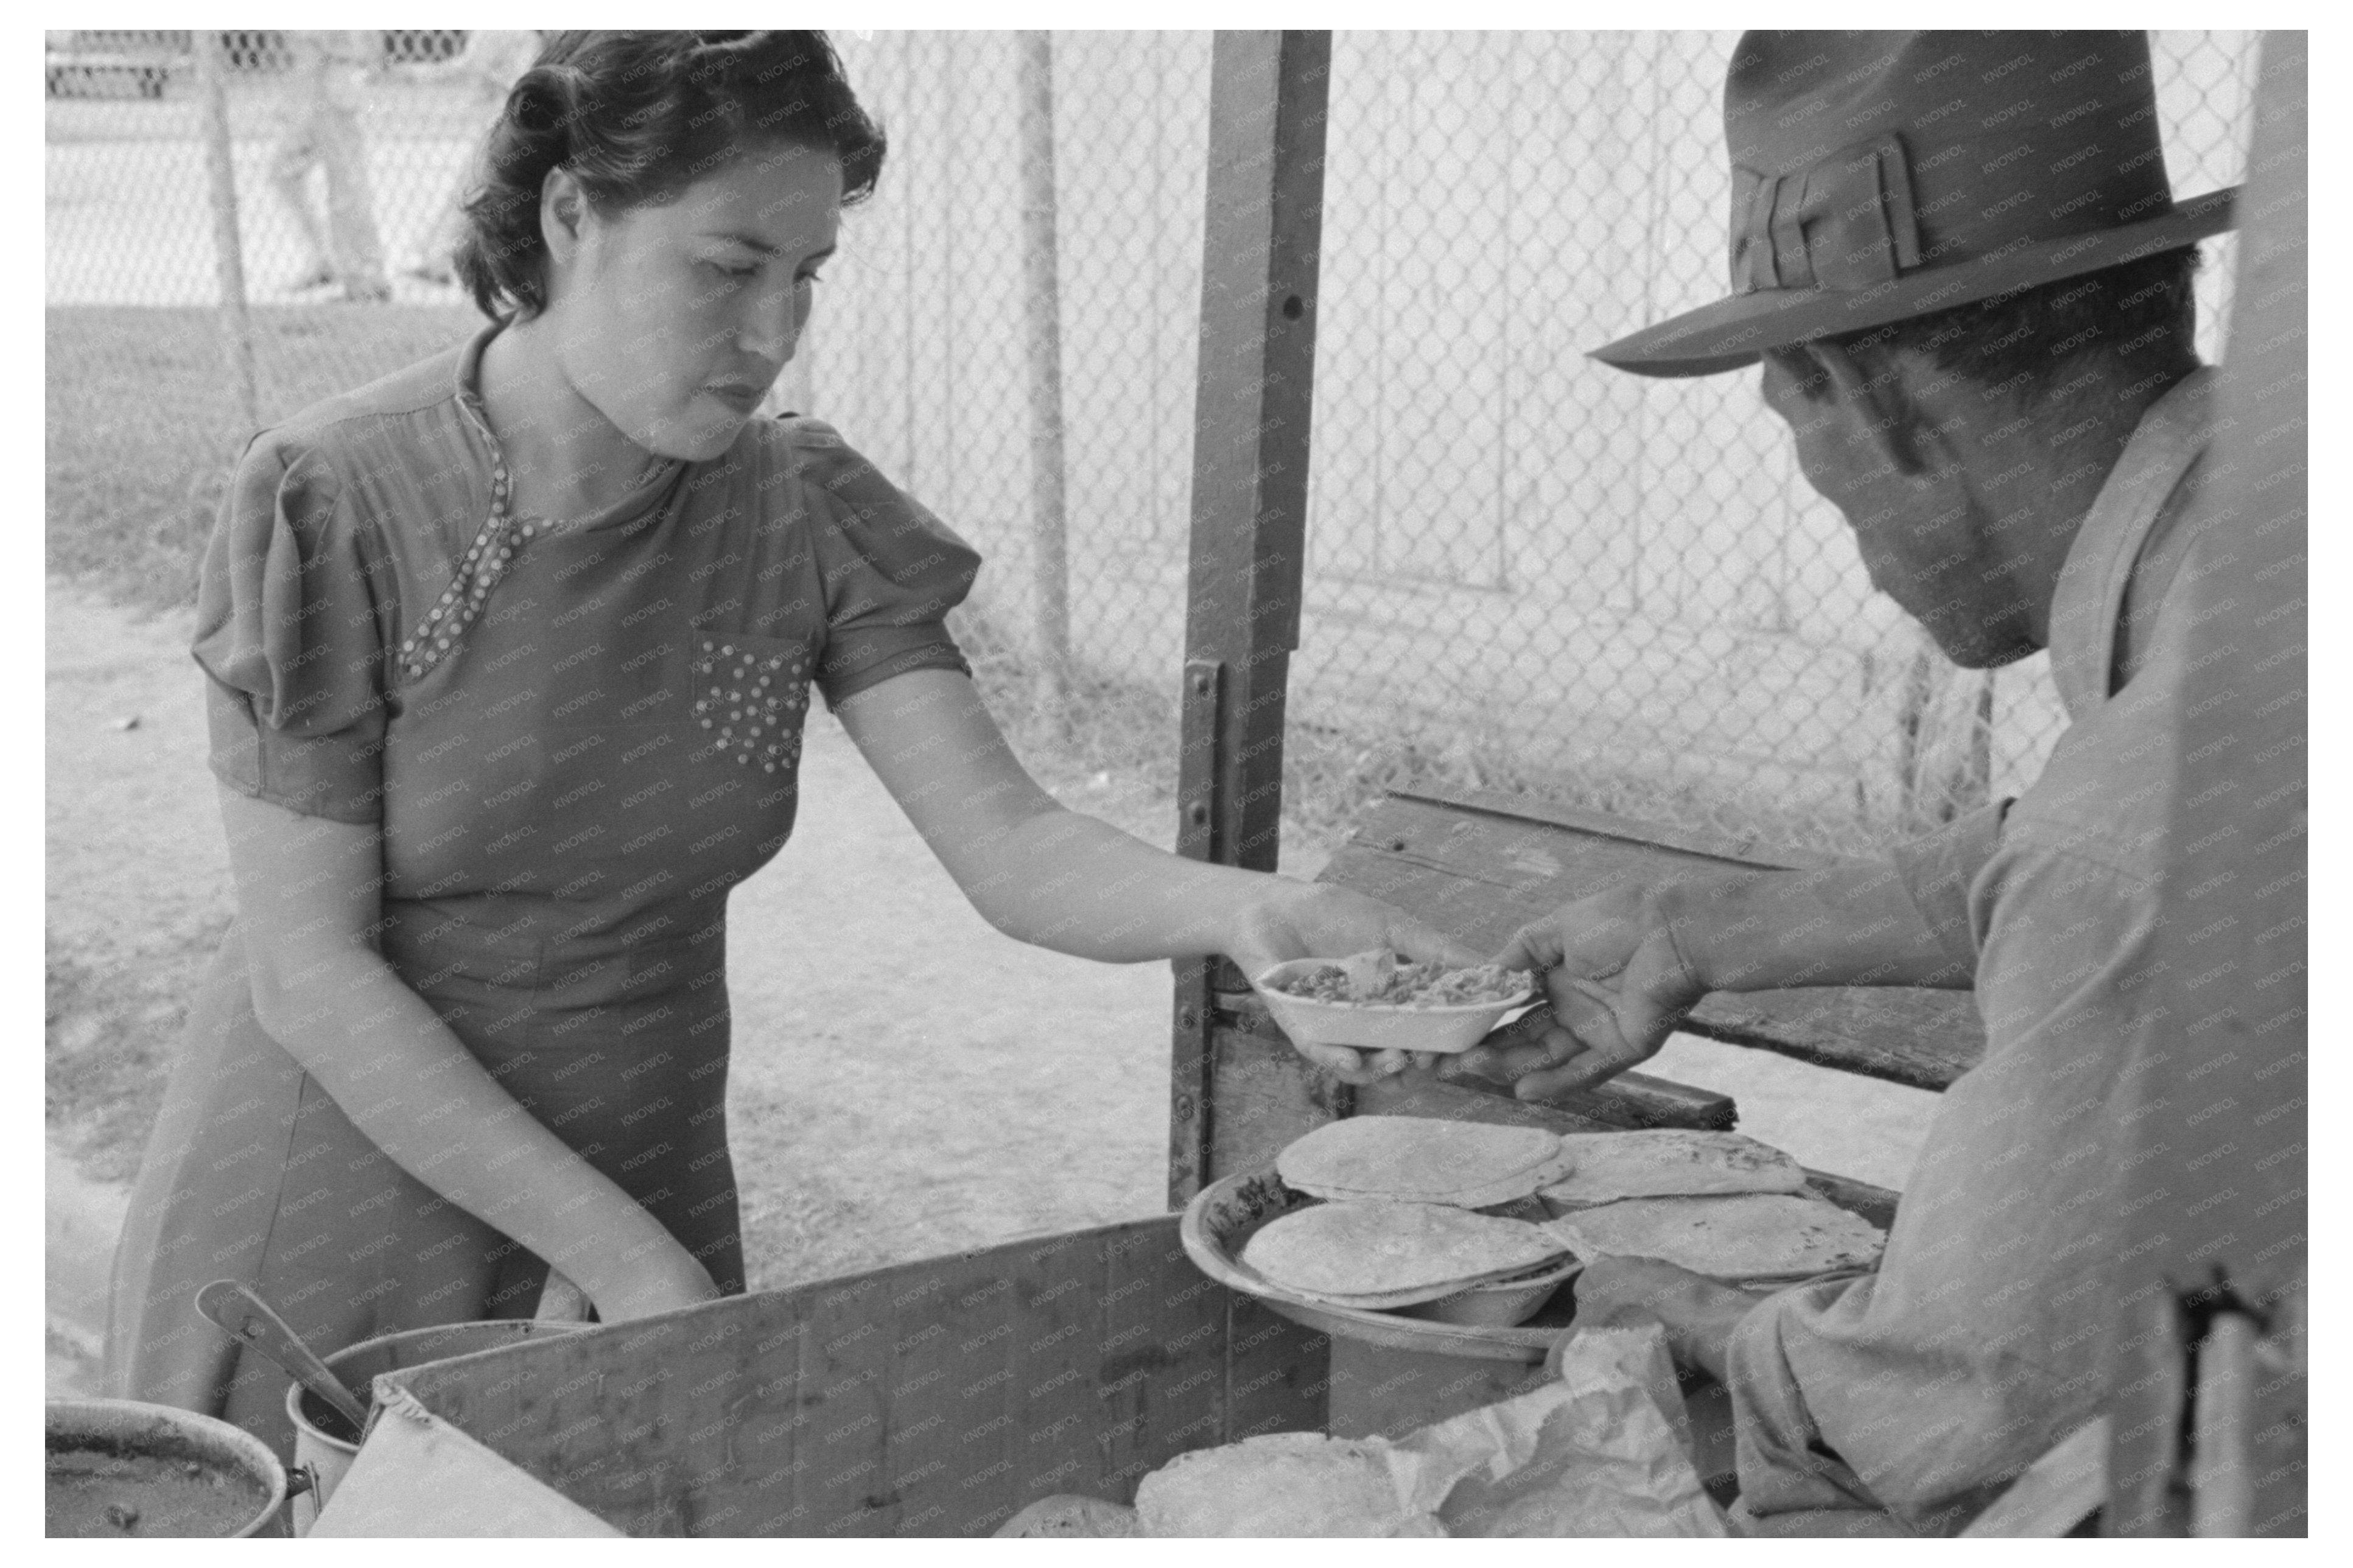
1590, 186, 2239, 379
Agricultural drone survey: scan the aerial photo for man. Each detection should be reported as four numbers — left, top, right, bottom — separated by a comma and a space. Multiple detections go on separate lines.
402, 29, 541, 288
269, 29, 390, 302
1299, 32, 2246, 1533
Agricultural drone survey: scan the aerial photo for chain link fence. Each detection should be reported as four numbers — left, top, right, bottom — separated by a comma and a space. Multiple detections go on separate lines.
46, 30, 2263, 856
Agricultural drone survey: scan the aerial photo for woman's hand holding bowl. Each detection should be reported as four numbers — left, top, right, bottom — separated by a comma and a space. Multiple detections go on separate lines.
1222, 881, 1486, 1086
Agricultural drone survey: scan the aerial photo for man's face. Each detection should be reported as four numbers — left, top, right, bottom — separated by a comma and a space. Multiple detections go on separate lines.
1758, 347, 2039, 668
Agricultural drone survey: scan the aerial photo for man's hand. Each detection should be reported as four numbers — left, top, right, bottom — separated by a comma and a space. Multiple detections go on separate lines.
1225, 882, 1485, 1087
1555, 1256, 1772, 1383
1447, 858, 1971, 1101
1446, 883, 1711, 1101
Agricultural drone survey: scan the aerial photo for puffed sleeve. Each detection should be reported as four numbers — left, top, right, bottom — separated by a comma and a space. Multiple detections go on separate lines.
784, 418, 984, 709
191, 435, 391, 824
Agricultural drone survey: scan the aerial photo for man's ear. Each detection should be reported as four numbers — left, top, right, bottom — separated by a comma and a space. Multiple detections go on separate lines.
1806, 340, 1936, 478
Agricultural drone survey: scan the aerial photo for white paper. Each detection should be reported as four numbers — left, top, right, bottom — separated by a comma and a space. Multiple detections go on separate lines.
1378, 1324, 1730, 1537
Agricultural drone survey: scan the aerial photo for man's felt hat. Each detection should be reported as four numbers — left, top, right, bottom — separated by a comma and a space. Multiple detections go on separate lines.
1592, 31, 2239, 378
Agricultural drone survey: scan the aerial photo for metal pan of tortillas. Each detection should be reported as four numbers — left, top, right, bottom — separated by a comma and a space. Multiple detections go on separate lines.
1180, 1166, 1579, 1363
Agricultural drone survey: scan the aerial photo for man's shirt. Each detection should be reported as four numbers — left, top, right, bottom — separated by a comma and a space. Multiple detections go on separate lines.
1890, 369, 2215, 971
1722, 369, 2250, 1531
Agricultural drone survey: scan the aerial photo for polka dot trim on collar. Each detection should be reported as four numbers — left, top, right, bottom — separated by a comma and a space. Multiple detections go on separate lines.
399, 464, 538, 682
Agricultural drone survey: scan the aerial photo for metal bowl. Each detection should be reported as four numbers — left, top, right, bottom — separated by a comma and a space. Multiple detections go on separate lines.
47, 1398, 292, 1538
1179, 1166, 1579, 1364
1395, 1257, 1583, 1328
286, 1318, 589, 1536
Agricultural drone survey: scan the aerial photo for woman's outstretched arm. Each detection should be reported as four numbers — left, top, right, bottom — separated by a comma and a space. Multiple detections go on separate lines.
836, 670, 1485, 1079
217, 786, 721, 1320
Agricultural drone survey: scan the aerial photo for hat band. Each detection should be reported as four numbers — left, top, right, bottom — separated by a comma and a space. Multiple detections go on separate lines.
1732, 134, 1923, 296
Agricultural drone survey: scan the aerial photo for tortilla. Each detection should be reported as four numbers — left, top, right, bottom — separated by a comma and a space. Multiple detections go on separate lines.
994, 1495, 1141, 1537
1537, 1130, 1810, 1209
1278, 1116, 1567, 1207
1546, 1193, 1885, 1281
1241, 1200, 1570, 1305
1134, 1432, 1442, 1537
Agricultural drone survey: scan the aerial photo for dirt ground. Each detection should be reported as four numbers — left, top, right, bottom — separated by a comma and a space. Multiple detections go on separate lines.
45, 579, 1935, 1395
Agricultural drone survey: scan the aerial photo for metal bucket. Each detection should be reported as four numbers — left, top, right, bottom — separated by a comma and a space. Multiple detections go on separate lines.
47, 1397, 295, 1538
285, 1318, 584, 1536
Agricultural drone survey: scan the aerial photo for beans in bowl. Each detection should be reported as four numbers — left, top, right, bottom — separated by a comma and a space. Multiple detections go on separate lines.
1264, 950, 1533, 1009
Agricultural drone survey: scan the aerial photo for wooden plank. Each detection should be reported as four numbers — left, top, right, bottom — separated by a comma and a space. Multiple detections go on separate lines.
1318, 794, 1983, 1091
379, 1217, 1329, 1536
1390, 785, 1840, 872
1326, 1337, 1549, 1443
1356, 1073, 1697, 1141
1681, 987, 1978, 1094
1173, 28, 1334, 1208
1001, 1233, 1111, 1522
1800, 1167, 1899, 1233
1221, 1289, 1330, 1443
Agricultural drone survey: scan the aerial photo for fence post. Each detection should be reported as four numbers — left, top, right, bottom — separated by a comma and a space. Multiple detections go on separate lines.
195, 30, 260, 435
1017, 30, 1072, 734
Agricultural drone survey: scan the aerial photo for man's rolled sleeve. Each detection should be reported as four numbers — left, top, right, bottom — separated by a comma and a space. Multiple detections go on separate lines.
1888, 802, 2010, 974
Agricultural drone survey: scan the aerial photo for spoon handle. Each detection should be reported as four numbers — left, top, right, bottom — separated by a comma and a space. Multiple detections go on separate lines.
194, 1278, 372, 1432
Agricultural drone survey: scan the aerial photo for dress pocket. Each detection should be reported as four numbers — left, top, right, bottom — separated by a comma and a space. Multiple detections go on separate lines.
688, 633, 815, 775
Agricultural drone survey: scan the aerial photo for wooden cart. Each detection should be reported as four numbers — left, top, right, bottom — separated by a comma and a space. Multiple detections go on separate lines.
319, 29, 2304, 1538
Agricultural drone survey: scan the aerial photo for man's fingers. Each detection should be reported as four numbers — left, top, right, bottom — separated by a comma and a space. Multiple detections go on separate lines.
1443, 1020, 1576, 1084
1442, 1043, 1507, 1083
1391, 919, 1485, 970
1471, 1009, 1556, 1055
1443, 1040, 1542, 1084
1489, 922, 1564, 975
1514, 1046, 1643, 1102
1296, 1042, 1378, 1084
1544, 974, 1625, 1063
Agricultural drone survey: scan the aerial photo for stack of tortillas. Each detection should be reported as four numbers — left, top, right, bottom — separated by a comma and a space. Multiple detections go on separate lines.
1236, 1116, 1882, 1309
1531, 1130, 1884, 1283
1276, 1115, 1573, 1208
1536, 1129, 1808, 1209
1235, 1118, 1576, 1311
1134, 1433, 1443, 1537
1547, 1194, 1885, 1283
1240, 1200, 1571, 1308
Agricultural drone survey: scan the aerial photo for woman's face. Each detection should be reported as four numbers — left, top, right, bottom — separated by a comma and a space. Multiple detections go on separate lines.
542, 144, 843, 463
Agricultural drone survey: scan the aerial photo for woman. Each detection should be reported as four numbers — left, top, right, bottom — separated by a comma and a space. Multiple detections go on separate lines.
107, 31, 1469, 1457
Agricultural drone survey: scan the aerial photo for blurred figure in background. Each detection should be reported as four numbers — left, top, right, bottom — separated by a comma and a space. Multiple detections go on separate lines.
404, 29, 542, 288
268, 29, 390, 301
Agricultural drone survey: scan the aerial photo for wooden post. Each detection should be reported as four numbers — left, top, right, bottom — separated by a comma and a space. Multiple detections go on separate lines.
2189, 1312, 2259, 1538
1017, 31, 1072, 733
1168, 31, 1330, 1207
194, 30, 259, 434
2100, 27, 2306, 1539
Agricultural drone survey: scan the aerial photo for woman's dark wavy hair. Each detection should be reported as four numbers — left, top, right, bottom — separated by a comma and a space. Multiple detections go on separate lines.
452, 30, 885, 321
